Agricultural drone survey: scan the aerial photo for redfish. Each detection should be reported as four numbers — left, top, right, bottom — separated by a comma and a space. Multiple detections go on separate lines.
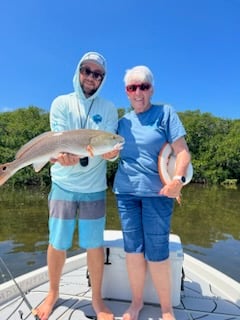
0, 129, 124, 186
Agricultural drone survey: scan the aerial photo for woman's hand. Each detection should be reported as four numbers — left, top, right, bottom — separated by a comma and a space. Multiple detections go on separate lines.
159, 179, 183, 199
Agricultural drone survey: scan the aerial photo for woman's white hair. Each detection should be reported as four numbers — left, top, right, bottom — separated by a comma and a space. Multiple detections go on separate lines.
124, 65, 154, 86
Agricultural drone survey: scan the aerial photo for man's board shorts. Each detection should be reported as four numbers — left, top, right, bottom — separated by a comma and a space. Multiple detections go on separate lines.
48, 183, 106, 250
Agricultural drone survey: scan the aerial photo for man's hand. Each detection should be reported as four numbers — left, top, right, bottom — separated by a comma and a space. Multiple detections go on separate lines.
50, 153, 79, 166
101, 149, 119, 160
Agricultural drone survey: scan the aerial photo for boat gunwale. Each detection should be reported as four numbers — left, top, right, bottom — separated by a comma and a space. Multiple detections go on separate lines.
0, 253, 87, 305
183, 253, 240, 303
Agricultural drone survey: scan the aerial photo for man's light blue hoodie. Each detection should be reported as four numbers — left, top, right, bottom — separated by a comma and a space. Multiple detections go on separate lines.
50, 53, 118, 192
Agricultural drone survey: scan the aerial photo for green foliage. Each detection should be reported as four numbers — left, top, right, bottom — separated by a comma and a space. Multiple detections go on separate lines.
0, 106, 50, 187
107, 158, 119, 187
0, 106, 240, 187
179, 110, 240, 184
117, 108, 126, 119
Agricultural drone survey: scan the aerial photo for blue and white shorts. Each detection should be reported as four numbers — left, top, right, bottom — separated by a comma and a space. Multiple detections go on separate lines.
48, 183, 106, 250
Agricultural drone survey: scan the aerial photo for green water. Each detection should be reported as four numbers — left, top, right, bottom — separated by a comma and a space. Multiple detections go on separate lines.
0, 184, 239, 282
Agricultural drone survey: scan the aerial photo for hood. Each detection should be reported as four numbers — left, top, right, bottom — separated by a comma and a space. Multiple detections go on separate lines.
73, 52, 107, 102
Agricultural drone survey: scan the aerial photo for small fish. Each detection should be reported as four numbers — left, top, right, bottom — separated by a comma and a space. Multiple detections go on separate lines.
0, 129, 124, 186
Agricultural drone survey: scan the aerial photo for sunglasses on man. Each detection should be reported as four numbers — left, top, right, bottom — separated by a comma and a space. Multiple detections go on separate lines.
80, 66, 105, 81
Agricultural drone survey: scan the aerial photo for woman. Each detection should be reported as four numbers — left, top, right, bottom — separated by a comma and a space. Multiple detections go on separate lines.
113, 66, 191, 320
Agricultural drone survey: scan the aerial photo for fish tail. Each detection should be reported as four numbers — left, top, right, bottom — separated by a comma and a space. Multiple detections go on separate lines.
0, 163, 15, 186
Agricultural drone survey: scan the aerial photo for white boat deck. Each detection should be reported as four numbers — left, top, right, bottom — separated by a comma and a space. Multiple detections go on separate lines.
1, 231, 240, 319
1, 254, 240, 320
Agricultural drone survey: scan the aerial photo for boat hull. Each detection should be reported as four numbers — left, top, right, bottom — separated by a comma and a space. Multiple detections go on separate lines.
1, 231, 240, 319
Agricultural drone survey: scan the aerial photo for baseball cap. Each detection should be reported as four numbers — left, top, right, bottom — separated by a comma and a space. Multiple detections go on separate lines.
80, 52, 106, 72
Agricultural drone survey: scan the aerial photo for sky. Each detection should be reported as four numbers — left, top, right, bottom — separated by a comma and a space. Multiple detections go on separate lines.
0, 0, 239, 119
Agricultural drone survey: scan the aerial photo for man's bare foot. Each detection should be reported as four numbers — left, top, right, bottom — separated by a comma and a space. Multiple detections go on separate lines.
122, 302, 143, 320
92, 299, 114, 320
36, 292, 59, 320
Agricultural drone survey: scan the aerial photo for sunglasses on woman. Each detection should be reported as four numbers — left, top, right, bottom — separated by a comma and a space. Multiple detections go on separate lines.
80, 66, 104, 81
126, 83, 151, 93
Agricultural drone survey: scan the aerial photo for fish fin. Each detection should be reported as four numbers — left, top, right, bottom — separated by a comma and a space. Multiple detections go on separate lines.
33, 161, 48, 172
176, 195, 181, 205
86, 145, 94, 157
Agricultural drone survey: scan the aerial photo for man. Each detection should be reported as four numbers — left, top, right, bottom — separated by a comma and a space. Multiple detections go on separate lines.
36, 52, 118, 320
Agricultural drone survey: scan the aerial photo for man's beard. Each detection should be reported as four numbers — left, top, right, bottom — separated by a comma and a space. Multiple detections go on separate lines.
82, 85, 98, 98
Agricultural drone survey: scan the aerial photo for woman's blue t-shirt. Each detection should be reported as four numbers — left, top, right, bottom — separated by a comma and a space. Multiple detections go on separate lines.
113, 104, 186, 196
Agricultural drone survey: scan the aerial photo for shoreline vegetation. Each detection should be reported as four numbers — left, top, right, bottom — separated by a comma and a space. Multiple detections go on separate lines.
0, 106, 240, 188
